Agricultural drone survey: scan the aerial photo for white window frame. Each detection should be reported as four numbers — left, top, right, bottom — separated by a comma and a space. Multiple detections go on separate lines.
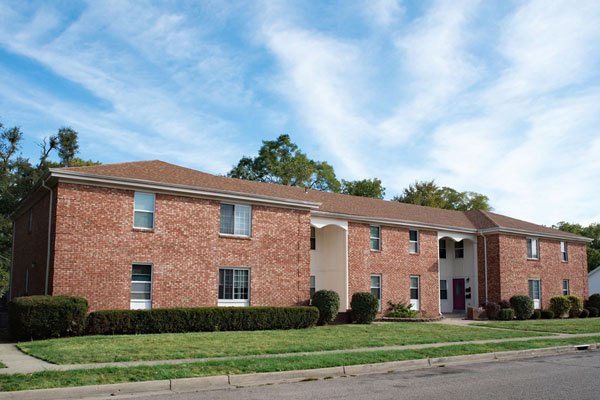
310, 227, 316, 250
528, 279, 541, 309
310, 275, 316, 299
410, 275, 420, 310
370, 225, 381, 251
371, 274, 382, 311
409, 230, 419, 254
560, 241, 568, 262
455, 240, 464, 258
563, 279, 569, 296
218, 267, 250, 307
527, 237, 539, 260
131, 263, 153, 310
133, 192, 155, 230
219, 203, 252, 237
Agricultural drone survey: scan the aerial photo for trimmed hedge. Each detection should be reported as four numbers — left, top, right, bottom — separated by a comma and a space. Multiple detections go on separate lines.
586, 293, 600, 311
541, 310, 555, 319
567, 295, 583, 318
510, 295, 534, 320
499, 300, 511, 309
530, 310, 541, 320
350, 292, 379, 324
550, 296, 571, 318
498, 308, 514, 321
311, 290, 340, 325
484, 302, 500, 320
580, 309, 590, 318
9, 296, 88, 340
588, 307, 599, 318
86, 306, 319, 335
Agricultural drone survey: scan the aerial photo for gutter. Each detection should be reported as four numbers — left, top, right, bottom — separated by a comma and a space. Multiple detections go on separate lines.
41, 179, 53, 296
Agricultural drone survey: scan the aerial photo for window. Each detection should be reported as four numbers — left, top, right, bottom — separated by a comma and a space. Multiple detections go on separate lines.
220, 204, 251, 236
131, 264, 152, 309
409, 230, 419, 254
28, 208, 33, 233
371, 274, 382, 311
563, 280, 569, 296
310, 227, 316, 250
440, 280, 448, 300
370, 226, 380, 251
455, 240, 464, 258
310, 276, 316, 298
218, 268, 250, 306
527, 238, 539, 260
528, 279, 541, 309
134, 192, 155, 229
439, 239, 446, 259
560, 241, 568, 262
410, 276, 420, 310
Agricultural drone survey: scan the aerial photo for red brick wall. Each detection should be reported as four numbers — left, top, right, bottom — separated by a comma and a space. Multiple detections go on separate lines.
483, 233, 588, 309
51, 183, 311, 312
347, 223, 440, 316
477, 234, 501, 305
11, 190, 56, 298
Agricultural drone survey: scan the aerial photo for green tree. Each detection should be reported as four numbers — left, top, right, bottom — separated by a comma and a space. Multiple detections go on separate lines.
228, 134, 341, 192
393, 180, 492, 211
341, 178, 385, 199
554, 221, 600, 272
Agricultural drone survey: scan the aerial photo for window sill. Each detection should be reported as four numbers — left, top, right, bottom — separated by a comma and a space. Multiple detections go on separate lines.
133, 228, 154, 233
219, 234, 252, 240
370, 249, 381, 253
527, 258, 540, 261
409, 252, 420, 255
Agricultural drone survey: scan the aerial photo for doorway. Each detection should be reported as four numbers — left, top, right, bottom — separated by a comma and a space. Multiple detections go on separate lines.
453, 278, 465, 311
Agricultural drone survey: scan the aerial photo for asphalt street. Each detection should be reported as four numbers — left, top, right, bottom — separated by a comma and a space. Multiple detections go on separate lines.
112, 351, 600, 400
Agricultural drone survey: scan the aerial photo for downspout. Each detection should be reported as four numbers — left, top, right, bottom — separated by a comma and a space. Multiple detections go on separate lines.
41, 180, 53, 296
483, 234, 488, 304
8, 223, 15, 300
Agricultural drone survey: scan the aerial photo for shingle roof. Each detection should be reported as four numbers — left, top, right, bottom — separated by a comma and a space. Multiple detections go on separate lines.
59, 160, 587, 240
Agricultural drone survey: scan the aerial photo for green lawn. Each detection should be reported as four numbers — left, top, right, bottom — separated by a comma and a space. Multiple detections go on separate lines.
472, 318, 600, 334
3, 336, 599, 392
18, 323, 545, 364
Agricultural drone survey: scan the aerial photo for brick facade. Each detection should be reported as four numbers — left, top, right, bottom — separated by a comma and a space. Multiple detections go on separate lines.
347, 223, 439, 316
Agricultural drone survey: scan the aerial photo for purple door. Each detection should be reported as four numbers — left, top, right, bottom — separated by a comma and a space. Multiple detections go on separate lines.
453, 279, 465, 311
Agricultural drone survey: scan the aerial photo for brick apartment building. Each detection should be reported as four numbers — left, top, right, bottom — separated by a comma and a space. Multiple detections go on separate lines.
9, 161, 591, 315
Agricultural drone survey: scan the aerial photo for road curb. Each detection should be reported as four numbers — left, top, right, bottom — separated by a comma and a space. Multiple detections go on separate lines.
0, 344, 597, 399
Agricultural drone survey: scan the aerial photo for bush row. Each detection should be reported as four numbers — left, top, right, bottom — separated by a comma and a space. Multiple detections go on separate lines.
9, 296, 319, 339
484, 294, 598, 321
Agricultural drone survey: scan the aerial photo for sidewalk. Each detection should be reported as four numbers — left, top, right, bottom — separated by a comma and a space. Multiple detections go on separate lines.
2, 331, 599, 375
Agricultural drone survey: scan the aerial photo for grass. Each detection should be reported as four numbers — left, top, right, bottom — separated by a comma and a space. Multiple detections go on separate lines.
3, 336, 599, 392
473, 318, 600, 334
17, 323, 545, 365
0, 362, 5, 368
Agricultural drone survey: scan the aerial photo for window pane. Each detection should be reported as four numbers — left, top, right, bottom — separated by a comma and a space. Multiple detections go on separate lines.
131, 282, 151, 292
410, 288, 419, 300
134, 193, 155, 211
134, 211, 154, 229
132, 264, 151, 279
409, 230, 418, 242
440, 280, 447, 290
370, 238, 380, 250
310, 275, 316, 288
410, 277, 419, 288
220, 204, 234, 234
410, 242, 418, 253
371, 275, 381, 288
371, 288, 381, 299
370, 226, 379, 239
234, 205, 251, 236
131, 292, 151, 300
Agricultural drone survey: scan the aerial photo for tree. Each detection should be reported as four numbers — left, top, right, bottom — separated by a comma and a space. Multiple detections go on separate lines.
228, 134, 341, 192
393, 180, 492, 211
554, 221, 600, 272
341, 178, 385, 199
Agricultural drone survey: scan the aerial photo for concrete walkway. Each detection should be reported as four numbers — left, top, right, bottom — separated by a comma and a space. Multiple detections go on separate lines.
1, 329, 599, 375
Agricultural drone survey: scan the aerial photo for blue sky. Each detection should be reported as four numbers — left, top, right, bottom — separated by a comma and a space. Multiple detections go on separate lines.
1, 0, 599, 226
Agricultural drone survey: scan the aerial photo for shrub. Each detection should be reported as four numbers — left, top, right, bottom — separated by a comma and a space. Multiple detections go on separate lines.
510, 295, 534, 320
586, 293, 600, 310
580, 309, 590, 318
566, 295, 583, 318
350, 292, 379, 324
588, 307, 599, 318
484, 302, 501, 320
498, 308, 514, 321
386, 301, 419, 318
550, 296, 571, 318
530, 310, 541, 320
541, 310, 555, 319
311, 290, 340, 325
86, 306, 319, 335
8, 295, 88, 340
499, 300, 511, 309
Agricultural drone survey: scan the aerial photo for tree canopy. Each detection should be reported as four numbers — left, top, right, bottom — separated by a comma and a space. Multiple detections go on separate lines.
554, 221, 600, 272
392, 180, 492, 211
341, 178, 385, 200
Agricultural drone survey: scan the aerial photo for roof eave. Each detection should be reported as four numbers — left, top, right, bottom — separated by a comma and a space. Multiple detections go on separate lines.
479, 227, 593, 243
